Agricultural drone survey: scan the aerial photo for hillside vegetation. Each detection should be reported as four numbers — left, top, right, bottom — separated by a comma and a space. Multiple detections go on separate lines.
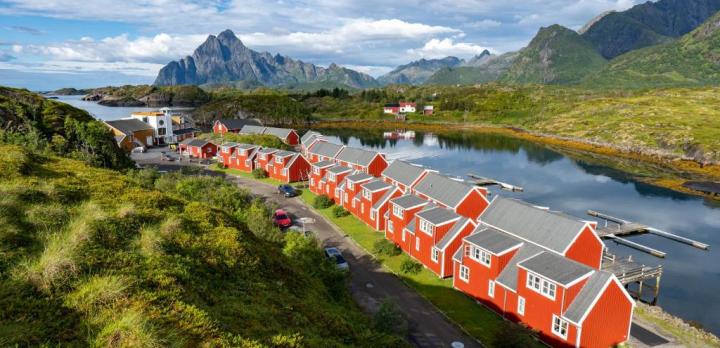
0, 144, 406, 347
190, 88, 312, 126
86, 85, 210, 107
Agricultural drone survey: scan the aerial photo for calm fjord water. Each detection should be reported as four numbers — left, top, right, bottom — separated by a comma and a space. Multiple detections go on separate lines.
320, 128, 720, 335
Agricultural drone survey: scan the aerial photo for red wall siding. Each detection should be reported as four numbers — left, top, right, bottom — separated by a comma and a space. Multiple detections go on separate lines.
367, 155, 389, 177
455, 188, 489, 220
564, 226, 603, 269
286, 131, 300, 145
579, 280, 633, 348
439, 221, 476, 278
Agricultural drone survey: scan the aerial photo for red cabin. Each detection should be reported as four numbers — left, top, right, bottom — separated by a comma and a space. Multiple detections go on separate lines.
227, 144, 259, 172
185, 139, 217, 159
354, 179, 401, 231
263, 127, 300, 146
335, 147, 388, 177
267, 150, 311, 183
385, 195, 429, 246
413, 172, 490, 221
307, 141, 344, 163
341, 172, 374, 215
213, 119, 262, 134
309, 160, 336, 195
254, 148, 279, 173
381, 160, 431, 193
322, 165, 353, 203
218, 142, 240, 167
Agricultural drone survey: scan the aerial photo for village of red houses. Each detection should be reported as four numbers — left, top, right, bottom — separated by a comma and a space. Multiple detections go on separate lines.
104, 111, 637, 348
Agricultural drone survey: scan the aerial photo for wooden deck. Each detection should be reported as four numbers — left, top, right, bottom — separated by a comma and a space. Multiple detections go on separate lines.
603, 252, 663, 304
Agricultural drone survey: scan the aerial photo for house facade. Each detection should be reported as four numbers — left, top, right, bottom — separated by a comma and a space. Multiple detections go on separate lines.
412, 172, 490, 221
104, 119, 155, 151
228, 144, 259, 172
386, 195, 429, 246
323, 165, 353, 202
130, 112, 174, 145
267, 151, 311, 183
341, 173, 374, 215
185, 139, 217, 158
255, 148, 279, 172
335, 147, 388, 177
218, 142, 240, 166
354, 179, 400, 231
309, 160, 336, 195
307, 141, 344, 163
213, 119, 262, 134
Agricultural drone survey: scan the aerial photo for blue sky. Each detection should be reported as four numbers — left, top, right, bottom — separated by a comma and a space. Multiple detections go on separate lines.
0, 0, 643, 90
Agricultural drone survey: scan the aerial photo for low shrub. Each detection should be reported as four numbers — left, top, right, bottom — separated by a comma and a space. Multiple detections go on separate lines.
373, 240, 401, 257
400, 259, 422, 275
252, 168, 267, 179
331, 205, 350, 218
490, 320, 538, 348
313, 195, 333, 209
373, 299, 408, 336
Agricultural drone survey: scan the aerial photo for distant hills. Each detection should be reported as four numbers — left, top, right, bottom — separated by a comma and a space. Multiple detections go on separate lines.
154, 30, 378, 89
377, 56, 463, 85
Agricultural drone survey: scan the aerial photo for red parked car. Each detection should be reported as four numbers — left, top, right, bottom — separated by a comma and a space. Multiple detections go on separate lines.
272, 209, 292, 228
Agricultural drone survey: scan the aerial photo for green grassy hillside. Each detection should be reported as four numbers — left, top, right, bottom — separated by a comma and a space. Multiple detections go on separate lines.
0, 145, 406, 347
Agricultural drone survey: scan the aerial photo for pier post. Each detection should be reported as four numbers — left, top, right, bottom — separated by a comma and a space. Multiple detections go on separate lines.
638, 281, 644, 301
652, 276, 661, 306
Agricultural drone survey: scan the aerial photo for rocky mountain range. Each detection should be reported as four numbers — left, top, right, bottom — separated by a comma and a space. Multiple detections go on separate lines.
376, 51, 493, 85
154, 30, 378, 89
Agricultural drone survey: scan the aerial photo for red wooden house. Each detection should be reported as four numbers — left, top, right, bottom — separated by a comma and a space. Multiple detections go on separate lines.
267, 150, 311, 183
301, 131, 322, 155
254, 148, 279, 173
335, 147, 388, 177
213, 119, 261, 134
381, 160, 431, 193
228, 144, 260, 172
413, 172, 490, 221
385, 194, 429, 246
218, 142, 240, 167
355, 179, 401, 231
307, 141, 344, 163
452, 197, 631, 348
185, 139, 217, 159
402, 205, 476, 278
322, 165, 353, 203
341, 172, 374, 214
309, 160, 336, 195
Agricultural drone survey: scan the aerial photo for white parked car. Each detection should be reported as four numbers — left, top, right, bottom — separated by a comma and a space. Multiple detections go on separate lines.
324, 247, 349, 271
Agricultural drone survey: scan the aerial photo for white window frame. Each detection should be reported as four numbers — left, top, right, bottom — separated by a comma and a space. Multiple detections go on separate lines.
392, 204, 403, 218
282, 168, 288, 176
370, 210, 376, 221
431, 247, 440, 263
328, 173, 336, 182
415, 237, 420, 251
245, 159, 251, 166
517, 297, 525, 316
275, 156, 283, 164
419, 219, 433, 234
471, 247, 491, 267
348, 182, 354, 190
526, 272, 556, 300
362, 188, 372, 200
352, 199, 356, 208
488, 280, 495, 298
310, 178, 315, 186
459, 265, 470, 282
402, 230, 406, 242
551, 315, 569, 340
388, 220, 394, 233
361, 203, 364, 214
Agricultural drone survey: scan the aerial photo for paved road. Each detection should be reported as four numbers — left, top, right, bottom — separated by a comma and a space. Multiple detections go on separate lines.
227, 175, 482, 348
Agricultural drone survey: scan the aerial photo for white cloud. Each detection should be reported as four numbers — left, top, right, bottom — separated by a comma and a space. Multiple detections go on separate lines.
407, 38, 492, 59
468, 19, 502, 29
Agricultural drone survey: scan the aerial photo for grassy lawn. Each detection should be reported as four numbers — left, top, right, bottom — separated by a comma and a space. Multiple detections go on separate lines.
298, 190, 541, 346
210, 164, 287, 186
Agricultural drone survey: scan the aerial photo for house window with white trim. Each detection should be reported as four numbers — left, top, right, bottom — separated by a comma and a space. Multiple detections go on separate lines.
313, 167, 319, 175
328, 173, 336, 182
282, 168, 288, 176
471, 247, 491, 267
526, 272, 556, 300
419, 219, 433, 234
392, 204, 403, 218
245, 160, 251, 167
362, 188, 372, 200
431, 247, 440, 263
488, 280, 495, 298
459, 265, 470, 282
415, 237, 420, 251
371, 210, 376, 221
361, 203, 364, 214
352, 199, 356, 208
310, 178, 315, 186
517, 297, 525, 316
348, 182, 354, 190
388, 220, 394, 233
551, 315, 568, 339
275, 157, 283, 164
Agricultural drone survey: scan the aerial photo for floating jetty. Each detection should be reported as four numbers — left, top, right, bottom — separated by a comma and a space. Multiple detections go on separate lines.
602, 251, 664, 305
467, 173, 524, 192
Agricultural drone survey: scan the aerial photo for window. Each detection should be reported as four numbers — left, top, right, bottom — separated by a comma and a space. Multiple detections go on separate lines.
348, 182, 354, 190
158, 128, 167, 136
345, 195, 349, 203
388, 220, 394, 232
402, 230, 406, 242
362, 189, 371, 200
328, 173, 335, 182
459, 265, 470, 282
415, 237, 420, 251
552, 315, 568, 339
488, 280, 495, 298
352, 199, 356, 208
275, 157, 283, 164
471, 247, 491, 267
431, 247, 439, 262
526, 272, 556, 300
517, 297, 525, 316
419, 219, 433, 234
361, 203, 364, 214
371, 210, 376, 221
282, 168, 288, 176
310, 178, 315, 186
245, 160, 251, 166
158, 119, 165, 126
335, 189, 341, 198
313, 167, 320, 175
392, 204, 403, 218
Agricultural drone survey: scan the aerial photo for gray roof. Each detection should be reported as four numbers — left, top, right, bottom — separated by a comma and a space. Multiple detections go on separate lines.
239, 125, 267, 134
495, 244, 544, 291
258, 147, 279, 154
173, 127, 197, 135
405, 219, 416, 234
390, 195, 428, 209
216, 118, 261, 130
382, 160, 427, 186
362, 179, 393, 192
301, 131, 321, 145
180, 137, 194, 145
105, 118, 153, 135
346, 172, 373, 183
274, 150, 296, 158
465, 225, 523, 255
308, 141, 344, 158
236, 143, 258, 150
264, 127, 294, 138
336, 147, 382, 167
437, 218, 471, 250
416, 206, 460, 225
413, 172, 476, 208
187, 139, 211, 147
452, 247, 463, 263
327, 165, 352, 174
480, 197, 587, 254
312, 160, 336, 168
518, 251, 594, 286
373, 188, 398, 210
220, 142, 240, 148
563, 271, 615, 324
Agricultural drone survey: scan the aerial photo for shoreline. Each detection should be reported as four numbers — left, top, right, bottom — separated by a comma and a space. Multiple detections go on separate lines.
307, 119, 720, 201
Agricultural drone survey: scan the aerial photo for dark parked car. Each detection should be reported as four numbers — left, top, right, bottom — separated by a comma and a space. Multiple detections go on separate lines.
278, 184, 298, 197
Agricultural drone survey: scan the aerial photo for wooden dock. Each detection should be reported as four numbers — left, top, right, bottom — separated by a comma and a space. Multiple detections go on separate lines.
682, 181, 720, 196
603, 251, 663, 305
467, 173, 524, 192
